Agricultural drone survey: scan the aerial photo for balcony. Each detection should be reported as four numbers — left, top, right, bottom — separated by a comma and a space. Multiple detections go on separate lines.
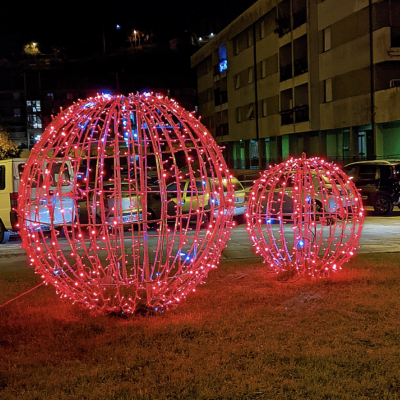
280, 109, 294, 125
294, 104, 309, 123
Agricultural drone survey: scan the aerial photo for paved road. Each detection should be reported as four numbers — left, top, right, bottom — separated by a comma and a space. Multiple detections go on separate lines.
221, 209, 400, 260
0, 208, 399, 271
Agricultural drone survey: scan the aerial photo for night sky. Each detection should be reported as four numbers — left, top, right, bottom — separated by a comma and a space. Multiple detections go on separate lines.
0, 0, 257, 59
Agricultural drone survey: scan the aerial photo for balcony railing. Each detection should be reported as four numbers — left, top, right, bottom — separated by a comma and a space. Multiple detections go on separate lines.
280, 109, 294, 125
294, 104, 309, 123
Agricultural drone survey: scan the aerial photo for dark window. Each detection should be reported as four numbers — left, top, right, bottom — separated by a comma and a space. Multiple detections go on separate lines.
167, 183, 177, 192
380, 166, 392, 180
167, 182, 186, 192
48, 163, 71, 186
343, 166, 357, 179
0, 166, 5, 190
214, 88, 221, 106
216, 123, 229, 137
186, 181, 204, 192
358, 165, 377, 180
294, 104, 309, 123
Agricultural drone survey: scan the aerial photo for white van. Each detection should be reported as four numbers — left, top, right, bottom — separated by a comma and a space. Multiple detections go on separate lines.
0, 158, 75, 244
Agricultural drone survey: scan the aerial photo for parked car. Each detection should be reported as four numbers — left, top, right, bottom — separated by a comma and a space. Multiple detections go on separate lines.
343, 160, 400, 215
77, 182, 142, 228
146, 176, 247, 227
261, 171, 355, 220
0, 158, 75, 244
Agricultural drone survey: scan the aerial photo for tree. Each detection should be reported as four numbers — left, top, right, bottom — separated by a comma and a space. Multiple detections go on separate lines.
23, 43, 40, 58
0, 127, 21, 160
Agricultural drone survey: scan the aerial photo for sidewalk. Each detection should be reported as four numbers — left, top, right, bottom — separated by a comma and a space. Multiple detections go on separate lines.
1, 211, 400, 268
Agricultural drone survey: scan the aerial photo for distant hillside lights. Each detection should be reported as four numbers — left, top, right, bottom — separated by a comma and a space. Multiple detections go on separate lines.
198, 33, 215, 44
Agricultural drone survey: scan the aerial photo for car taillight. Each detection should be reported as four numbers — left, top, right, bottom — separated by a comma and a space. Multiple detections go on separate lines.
10, 192, 18, 210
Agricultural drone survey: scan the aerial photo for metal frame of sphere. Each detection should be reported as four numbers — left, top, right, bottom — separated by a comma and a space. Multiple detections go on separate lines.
246, 154, 364, 278
18, 93, 235, 315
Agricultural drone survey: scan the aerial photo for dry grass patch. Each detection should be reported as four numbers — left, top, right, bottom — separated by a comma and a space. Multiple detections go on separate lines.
1, 253, 400, 399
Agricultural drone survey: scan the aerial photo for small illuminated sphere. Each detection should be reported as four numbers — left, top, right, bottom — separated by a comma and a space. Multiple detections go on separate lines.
18, 94, 235, 314
246, 154, 364, 278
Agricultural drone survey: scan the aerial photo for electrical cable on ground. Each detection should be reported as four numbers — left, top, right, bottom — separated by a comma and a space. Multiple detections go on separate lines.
0, 282, 45, 308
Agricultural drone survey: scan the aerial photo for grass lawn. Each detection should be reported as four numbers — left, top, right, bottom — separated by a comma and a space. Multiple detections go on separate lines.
1, 253, 400, 399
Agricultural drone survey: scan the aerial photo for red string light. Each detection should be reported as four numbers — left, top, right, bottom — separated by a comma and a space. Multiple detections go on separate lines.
18, 94, 235, 315
246, 154, 364, 278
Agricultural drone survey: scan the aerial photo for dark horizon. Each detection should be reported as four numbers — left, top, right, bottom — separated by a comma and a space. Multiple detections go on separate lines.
0, 0, 257, 59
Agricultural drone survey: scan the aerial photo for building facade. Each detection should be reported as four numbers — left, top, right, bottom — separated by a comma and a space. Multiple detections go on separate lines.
191, 0, 400, 169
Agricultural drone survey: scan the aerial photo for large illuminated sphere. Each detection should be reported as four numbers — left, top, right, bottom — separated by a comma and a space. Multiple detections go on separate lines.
18, 94, 235, 314
246, 154, 364, 278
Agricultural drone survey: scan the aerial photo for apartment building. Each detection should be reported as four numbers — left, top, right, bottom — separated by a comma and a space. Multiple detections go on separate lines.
191, 0, 400, 169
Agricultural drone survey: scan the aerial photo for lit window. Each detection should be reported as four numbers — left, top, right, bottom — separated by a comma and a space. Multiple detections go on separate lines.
219, 44, 227, 60
261, 60, 267, 78
26, 100, 31, 106
236, 108, 242, 122
324, 78, 332, 102
14, 108, 21, 117
262, 99, 268, 117
260, 20, 265, 39
234, 39, 239, 55
47, 93, 54, 100
248, 67, 253, 84
323, 27, 331, 52
219, 59, 228, 73
235, 74, 241, 89
247, 30, 253, 47
246, 105, 254, 120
